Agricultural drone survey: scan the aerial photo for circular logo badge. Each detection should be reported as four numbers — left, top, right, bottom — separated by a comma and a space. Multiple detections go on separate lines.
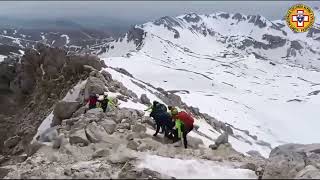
286, 4, 315, 33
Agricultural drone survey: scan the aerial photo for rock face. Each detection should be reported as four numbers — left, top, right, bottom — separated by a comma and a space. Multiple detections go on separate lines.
263, 143, 320, 179
84, 76, 107, 100
215, 132, 229, 147
100, 120, 117, 134
69, 129, 89, 146
52, 101, 80, 127
140, 94, 151, 105
4, 136, 21, 149
0, 47, 106, 155
85, 122, 109, 143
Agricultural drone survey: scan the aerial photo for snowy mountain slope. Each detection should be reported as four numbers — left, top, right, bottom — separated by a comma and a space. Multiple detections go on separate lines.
100, 10, 320, 156
103, 66, 272, 157
101, 10, 320, 69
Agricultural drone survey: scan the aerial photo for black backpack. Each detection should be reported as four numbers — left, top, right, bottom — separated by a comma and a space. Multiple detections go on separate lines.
156, 103, 167, 113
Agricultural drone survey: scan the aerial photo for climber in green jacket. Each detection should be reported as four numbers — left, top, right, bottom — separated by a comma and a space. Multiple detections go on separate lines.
99, 92, 117, 112
171, 108, 195, 149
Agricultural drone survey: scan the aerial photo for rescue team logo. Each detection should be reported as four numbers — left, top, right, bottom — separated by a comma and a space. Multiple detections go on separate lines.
286, 4, 315, 33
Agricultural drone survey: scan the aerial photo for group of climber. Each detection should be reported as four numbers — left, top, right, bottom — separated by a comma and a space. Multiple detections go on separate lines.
87, 92, 116, 112
145, 101, 194, 149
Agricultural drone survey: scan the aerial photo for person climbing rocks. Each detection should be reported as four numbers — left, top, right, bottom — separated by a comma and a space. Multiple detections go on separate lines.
168, 106, 178, 116
100, 92, 109, 113
145, 101, 174, 138
88, 94, 98, 109
99, 92, 117, 112
171, 109, 194, 149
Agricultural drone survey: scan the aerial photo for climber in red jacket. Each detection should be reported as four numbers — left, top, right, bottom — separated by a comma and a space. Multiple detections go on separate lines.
171, 109, 194, 149
88, 94, 98, 109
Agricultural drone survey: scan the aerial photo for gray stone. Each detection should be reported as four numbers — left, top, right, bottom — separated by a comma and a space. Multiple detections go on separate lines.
127, 140, 139, 150
69, 129, 89, 146
100, 120, 117, 134
84, 76, 107, 100
225, 125, 234, 135
101, 70, 112, 82
141, 116, 154, 127
140, 94, 151, 105
72, 106, 87, 118
4, 136, 21, 149
131, 124, 146, 133
263, 143, 320, 179
52, 101, 80, 126
215, 132, 228, 146
92, 149, 110, 158
295, 165, 320, 179
115, 108, 139, 122
117, 123, 130, 130
85, 122, 108, 143
116, 95, 128, 102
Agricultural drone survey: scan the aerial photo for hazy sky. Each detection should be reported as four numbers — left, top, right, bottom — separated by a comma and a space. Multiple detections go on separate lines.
0, 1, 319, 22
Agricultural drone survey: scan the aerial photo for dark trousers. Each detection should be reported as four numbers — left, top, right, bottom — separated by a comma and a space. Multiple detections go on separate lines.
102, 105, 108, 113
173, 123, 193, 148
89, 104, 96, 109
153, 112, 174, 138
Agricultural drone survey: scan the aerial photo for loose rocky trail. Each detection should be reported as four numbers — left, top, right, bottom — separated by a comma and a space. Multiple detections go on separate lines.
2, 107, 259, 179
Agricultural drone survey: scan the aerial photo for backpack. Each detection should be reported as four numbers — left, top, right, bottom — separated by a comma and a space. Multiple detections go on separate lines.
156, 103, 167, 113
101, 96, 109, 107
177, 111, 194, 128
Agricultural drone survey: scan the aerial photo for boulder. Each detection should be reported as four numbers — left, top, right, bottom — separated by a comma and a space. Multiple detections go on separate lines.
188, 136, 204, 149
100, 120, 117, 134
141, 116, 154, 127
131, 124, 146, 133
116, 95, 128, 102
263, 143, 320, 179
215, 132, 228, 147
115, 108, 139, 123
4, 136, 21, 149
225, 125, 234, 135
127, 140, 139, 150
69, 129, 89, 146
72, 106, 87, 118
52, 101, 80, 126
295, 165, 320, 179
117, 123, 130, 130
101, 70, 112, 82
85, 122, 109, 143
140, 94, 151, 105
92, 149, 110, 158
84, 76, 107, 100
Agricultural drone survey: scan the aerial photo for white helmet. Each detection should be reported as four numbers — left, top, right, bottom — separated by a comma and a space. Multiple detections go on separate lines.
103, 92, 108, 96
